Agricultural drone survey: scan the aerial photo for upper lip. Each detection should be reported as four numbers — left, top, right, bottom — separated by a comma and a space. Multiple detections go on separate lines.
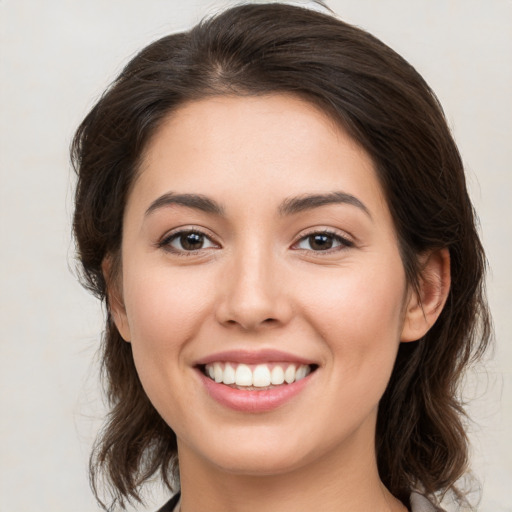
194, 349, 316, 366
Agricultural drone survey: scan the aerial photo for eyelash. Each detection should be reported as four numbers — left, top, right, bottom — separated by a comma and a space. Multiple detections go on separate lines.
157, 228, 354, 256
158, 229, 219, 256
292, 229, 354, 253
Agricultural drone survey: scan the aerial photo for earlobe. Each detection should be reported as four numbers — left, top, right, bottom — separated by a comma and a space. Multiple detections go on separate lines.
102, 254, 132, 342
401, 248, 451, 342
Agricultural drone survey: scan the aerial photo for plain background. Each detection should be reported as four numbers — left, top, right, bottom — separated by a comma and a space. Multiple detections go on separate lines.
0, 1, 510, 510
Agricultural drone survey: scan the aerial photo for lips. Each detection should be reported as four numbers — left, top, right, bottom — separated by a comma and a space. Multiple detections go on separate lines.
195, 349, 315, 366
194, 350, 318, 412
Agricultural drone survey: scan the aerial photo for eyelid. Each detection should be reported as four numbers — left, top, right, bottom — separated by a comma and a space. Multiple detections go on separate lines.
157, 226, 221, 254
291, 227, 355, 252
156, 225, 354, 255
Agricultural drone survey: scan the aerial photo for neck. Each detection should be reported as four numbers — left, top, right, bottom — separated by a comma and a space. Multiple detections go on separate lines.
177, 426, 406, 512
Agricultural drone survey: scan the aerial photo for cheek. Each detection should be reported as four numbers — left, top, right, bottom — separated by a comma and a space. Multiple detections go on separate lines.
124, 262, 206, 332
120, 265, 215, 424
297, 259, 406, 369
121, 264, 214, 374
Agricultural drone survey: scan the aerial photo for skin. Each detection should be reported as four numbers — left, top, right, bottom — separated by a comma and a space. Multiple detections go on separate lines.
108, 94, 449, 512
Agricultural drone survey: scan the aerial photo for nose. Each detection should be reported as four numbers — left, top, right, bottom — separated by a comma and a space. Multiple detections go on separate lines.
215, 245, 293, 331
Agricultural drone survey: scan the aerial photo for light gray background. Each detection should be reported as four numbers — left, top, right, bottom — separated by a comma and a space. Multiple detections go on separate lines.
1, 1, 510, 511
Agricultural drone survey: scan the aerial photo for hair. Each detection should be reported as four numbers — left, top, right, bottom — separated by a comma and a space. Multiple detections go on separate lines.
72, 2, 491, 510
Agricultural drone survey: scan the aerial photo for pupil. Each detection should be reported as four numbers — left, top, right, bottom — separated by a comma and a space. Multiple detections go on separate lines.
310, 234, 332, 250
181, 232, 203, 250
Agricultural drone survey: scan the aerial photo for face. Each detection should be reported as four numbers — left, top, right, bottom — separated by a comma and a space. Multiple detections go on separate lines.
111, 94, 419, 478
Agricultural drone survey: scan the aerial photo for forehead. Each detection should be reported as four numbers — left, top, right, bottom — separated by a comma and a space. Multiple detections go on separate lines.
131, 94, 388, 218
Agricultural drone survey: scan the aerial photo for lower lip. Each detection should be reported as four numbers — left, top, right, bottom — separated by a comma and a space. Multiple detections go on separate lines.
198, 370, 314, 413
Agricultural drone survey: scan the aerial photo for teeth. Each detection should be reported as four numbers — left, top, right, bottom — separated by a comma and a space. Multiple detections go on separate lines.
284, 365, 296, 384
223, 363, 236, 385
295, 365, 307, 381
214, 364, 223, 383
235, 364, 253, 386
252, 365, 271, 387
205, 362, 312, 387
271, 366, 285, 385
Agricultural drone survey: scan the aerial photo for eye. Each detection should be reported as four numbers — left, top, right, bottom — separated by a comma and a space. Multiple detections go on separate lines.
294, 231, 353, 252
160, 230, 218, 253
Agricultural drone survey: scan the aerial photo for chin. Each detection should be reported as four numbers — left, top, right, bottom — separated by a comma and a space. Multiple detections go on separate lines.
192, 429, 312, 476
212, 450, 307, 477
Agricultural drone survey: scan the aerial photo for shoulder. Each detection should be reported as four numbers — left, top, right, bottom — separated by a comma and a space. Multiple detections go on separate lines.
410, 491, 446, 512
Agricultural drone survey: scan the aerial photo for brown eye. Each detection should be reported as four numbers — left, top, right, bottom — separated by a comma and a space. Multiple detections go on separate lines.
308, 234, 334, 250
294, 231, 353, 252
162, 230, 217, 253
179, 232, 205, 250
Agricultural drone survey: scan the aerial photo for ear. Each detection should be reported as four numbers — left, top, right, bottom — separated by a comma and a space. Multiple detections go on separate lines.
102, 254, 131, 342
401, 248, 451, 342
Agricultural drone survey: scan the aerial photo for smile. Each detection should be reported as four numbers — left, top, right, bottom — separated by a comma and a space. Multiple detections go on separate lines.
203, 362, 313, 389
195, 355, 318, 412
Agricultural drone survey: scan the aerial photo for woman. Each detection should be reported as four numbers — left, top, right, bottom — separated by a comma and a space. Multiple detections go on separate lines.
72, 3, 491, 511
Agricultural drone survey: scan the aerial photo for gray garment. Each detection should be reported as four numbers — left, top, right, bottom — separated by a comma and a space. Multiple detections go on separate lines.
410, 491, 444, 512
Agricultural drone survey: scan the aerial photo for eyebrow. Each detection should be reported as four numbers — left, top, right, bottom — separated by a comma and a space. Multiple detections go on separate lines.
145, 191, 370, 218
145, 193, 225, 217
278, 192, 371, 218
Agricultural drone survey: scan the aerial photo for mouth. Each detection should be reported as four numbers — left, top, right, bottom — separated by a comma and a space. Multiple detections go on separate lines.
194, 350, 319, 411
198, 362, 318, 391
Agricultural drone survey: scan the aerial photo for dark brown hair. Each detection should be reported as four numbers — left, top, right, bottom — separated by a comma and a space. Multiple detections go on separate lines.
72, 2, 491, 510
